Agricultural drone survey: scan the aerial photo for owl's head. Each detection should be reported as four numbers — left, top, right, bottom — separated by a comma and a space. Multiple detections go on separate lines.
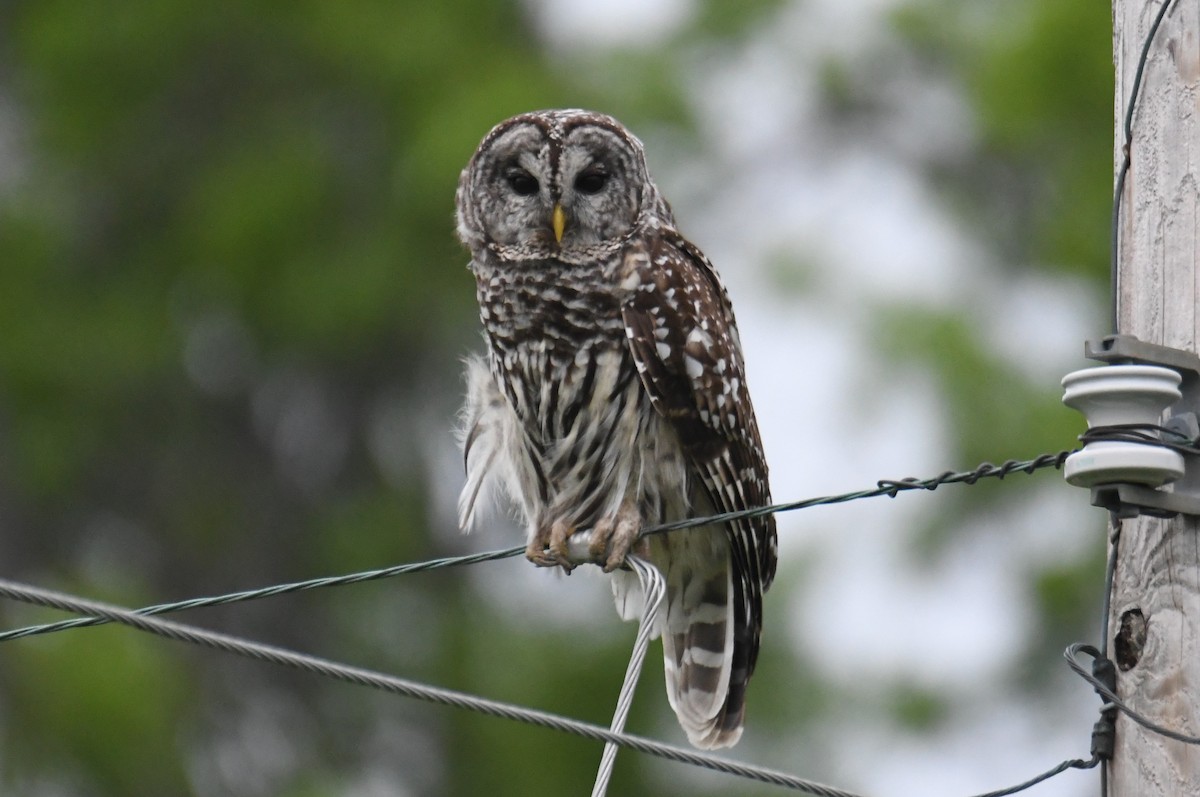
456, 109, 668, 265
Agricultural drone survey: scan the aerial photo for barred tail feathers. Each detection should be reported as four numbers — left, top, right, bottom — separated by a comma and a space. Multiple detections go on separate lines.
661, 556, 742, 749
611, 525, 745, 749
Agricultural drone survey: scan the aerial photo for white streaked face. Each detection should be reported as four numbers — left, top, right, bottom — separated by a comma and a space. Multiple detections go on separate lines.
458, 111, 650, 264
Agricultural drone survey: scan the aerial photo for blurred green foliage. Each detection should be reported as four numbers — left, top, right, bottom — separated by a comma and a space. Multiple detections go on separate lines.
876, 0, 1108, 463
893, 0, 1113, 276
0, 0, 1115, 794
878, 309, 1082, 469
880, 0, 1111, 703
6, 624, 191, 793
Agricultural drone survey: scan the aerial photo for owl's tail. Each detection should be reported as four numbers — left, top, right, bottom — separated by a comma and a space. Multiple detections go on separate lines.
610, 533, 747, 748
660, 550, 746, 749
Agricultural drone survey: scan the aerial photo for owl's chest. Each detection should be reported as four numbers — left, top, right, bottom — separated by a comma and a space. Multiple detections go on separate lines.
477, 261, 628, 362
476, 262, 644, 435
494, 335, 645, 472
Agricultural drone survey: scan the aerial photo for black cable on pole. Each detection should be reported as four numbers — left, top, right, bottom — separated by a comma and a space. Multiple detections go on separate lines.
1077, 423, 1199, 455
1111, 0, 1179, 334
1067, 643, 1200, 747
1090, 519, 1123, 797
963, 755, 1099, 797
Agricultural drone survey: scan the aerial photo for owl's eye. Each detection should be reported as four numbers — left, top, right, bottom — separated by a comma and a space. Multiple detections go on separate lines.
574, 168, 608, 195
505, 168, 539, 196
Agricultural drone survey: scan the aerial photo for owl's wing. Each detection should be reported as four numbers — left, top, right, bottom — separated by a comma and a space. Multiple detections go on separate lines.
619, 229, 778, 676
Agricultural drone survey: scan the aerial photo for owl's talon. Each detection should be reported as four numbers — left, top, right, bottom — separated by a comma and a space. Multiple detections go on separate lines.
594, 507, 641, 572
529, 553, 571, 572
524, 545, 559, 569
525, 522, 560, 569
602, 540, 632, 573
545, 519, 576, 573
543, 543, 573, 572
588, 517, 615, 561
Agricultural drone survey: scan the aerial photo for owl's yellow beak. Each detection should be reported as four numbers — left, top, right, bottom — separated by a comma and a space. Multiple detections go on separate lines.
552, 203, 566, 244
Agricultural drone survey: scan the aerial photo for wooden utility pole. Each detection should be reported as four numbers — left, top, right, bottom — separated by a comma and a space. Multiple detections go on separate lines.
1111, 1, 1200, 794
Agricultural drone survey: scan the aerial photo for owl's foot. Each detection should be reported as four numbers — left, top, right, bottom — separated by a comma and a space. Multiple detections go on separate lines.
526, 510, 642, 573
526, 519, 576, 572
588, 506, 642, 573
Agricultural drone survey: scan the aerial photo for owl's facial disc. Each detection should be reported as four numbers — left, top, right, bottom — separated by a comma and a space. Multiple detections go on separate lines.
552, 126, 642, 253
468, 124, 559, 254
465, 115, 648, 263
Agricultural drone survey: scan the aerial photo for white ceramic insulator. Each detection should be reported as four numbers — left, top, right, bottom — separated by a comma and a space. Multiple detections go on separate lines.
1061, 364, 1185, 488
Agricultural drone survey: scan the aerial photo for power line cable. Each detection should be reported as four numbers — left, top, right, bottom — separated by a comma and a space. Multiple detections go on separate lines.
0, 450, 1072, 645
0, 576, 860, 797
0, 574, 1112, 797
644, 451, 1073, 537
0, 446, 1108, 797
592, 556, 664, 797
0, 547, 525, 642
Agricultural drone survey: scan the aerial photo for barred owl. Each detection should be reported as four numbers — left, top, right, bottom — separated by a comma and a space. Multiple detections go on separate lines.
455, 109, 777, 749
